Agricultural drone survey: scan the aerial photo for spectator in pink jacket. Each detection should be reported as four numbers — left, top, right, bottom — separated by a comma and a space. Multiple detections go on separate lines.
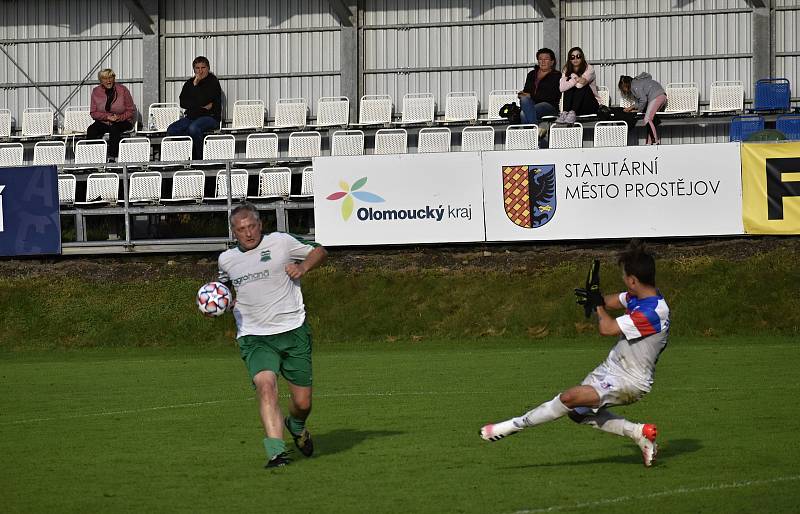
88, 68, 137, 160
556, 47, 601, 124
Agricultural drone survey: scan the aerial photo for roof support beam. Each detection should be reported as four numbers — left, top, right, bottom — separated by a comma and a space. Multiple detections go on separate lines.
121, 0, 155, 35
329, 0, 354, 27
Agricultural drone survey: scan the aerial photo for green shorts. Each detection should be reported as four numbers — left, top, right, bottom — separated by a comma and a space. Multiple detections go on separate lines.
237, 322, 313, 387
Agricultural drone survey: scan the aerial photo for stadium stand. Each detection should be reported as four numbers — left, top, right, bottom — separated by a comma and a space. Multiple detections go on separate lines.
75, 172, 119, 207
250, 167, 292, 200
289, 166, 314, 200
273, 98, 308, 129
57, 173, 77, 207
550, 123, 583, 149
703, 81, 744, 114
221, 99, 265, 132
504, 124, 539, 150
33, 140, 67, 165
483, 90, 518, 122
238, 133, 279, 166
753, 78, 791, 112
314, 97, 350, 128
658, 83, 699, 116
593, 121, 628, 147
123, 171, 162, 205
443, 92, 479, 123
206, 169, 249, 202
0, 108, 11, 138
288, 131, 322, 160
138, 102, 181, 134
116, 137, 151, 167
0, 142, 24, 165
418, 127, 451, 153
776, 114, 800, 140
162, 170, 205, 204
199, 134, 235, 166
331, 130, 365, 156
150, 136, 192, 169
357, 95, 393, 127
59, 106, 93, 137
66, 139, 107, 172
461, 126, 495, 152
729, 115, 765, 142
400, 93, 436, 126
374, 128, 408, 155
14, 107, 54, 140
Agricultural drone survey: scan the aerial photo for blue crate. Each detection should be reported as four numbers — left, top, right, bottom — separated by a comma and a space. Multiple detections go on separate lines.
776, 114, 800, 140
730, 115, 764, 142
753, 78, 791, 112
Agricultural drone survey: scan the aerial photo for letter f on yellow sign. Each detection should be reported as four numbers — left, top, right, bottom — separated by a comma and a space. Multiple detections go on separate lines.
741, 143, 800, 234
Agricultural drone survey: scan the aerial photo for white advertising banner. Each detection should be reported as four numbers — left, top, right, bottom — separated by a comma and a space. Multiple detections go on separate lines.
313, 153, 486, 245
482, 142, 744, 241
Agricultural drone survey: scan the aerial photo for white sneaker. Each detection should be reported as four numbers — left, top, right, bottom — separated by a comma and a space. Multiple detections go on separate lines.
565, 111, 577, 124
635, 423, 658, 467
555, 111, 568, 123
480, 419, 522, 442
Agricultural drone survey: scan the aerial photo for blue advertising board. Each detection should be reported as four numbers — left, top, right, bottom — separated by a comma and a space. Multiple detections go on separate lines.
0, 166, 61, 256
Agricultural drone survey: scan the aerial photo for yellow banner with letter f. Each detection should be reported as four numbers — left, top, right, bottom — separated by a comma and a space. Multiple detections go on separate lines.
741, 142, 800, 234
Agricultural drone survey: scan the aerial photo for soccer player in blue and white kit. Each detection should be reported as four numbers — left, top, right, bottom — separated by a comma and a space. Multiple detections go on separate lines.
480, 242, 669, 467
219, 203, 327, 468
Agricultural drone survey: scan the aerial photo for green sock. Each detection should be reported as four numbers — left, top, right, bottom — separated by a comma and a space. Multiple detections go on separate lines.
286, 415, 306, 436
263, 437, 286, 460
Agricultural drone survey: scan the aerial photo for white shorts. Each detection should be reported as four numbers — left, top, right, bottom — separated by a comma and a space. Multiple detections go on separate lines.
581, 362, 648, 410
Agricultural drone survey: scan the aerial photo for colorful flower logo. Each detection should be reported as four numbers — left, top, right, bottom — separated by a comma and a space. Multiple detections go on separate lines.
326, 177, 385, 220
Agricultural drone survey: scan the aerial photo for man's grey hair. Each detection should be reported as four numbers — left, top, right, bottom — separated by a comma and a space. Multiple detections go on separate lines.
230, 202, 260, 226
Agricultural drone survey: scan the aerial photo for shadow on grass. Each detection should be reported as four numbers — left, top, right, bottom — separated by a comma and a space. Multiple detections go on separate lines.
314, 428, 404, 458
501, 438, 703, 469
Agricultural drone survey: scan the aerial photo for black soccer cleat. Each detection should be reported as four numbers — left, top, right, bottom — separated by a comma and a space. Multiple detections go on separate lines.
265, 452, 292, 468
285, 418, 314, 457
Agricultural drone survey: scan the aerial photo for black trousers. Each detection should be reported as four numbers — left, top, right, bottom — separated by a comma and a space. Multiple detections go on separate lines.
86, 120, 133, 158
562, 87, 599, 116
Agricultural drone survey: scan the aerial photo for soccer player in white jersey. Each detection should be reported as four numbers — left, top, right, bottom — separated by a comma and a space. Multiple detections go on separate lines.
218, 203, 327, 468
479, 241, 669, 467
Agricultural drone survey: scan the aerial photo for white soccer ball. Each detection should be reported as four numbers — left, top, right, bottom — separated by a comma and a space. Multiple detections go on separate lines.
197, 281, 232, 317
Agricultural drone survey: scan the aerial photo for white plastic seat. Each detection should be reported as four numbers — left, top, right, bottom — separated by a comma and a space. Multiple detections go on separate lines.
200, 134, 235, 164
60, 106, 93, 136
484, 90, 518, 121
504, 124, 539, 150
658, 82, 699, 115
150, 136, 192, 170
65, 139, 107, 172
331, 130, 365, 156
206, 169, 249, 201
162, 170, 205, 204
704, 80, 744, 114
273, 98, 308, 129
290, 166, 314, 200
0, 108, 11, 137
221, 99, 265, 131
374, 128, 408, 155
74, 172, 119, 207
461, 126, 495, 152
235, 133, 279, 166
139, 102, 181, 133
417, 127, 451, 153
16, 108, 54, 138
0, 142, 24, 166
620, 95, 636, 110
117, 137, 151, 165
357, 95, 392, 126
549, 123, 583, 149
314, 96, 350, 127
593, 121, 628, 147
122, 171, 162, 205
400, 93, 435, 125
58, 174, 77, 206
33, 141, 67, 165
288, 131, 321, 160
443, 92, 478, 123
597, 86, 610, 107
250, 167, 292, 200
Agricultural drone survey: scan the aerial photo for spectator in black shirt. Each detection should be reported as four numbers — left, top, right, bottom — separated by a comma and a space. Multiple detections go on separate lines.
167, 56, 222, 160
518, 48, 561, 124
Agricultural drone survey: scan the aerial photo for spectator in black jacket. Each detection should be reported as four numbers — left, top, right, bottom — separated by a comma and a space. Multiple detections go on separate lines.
518, 48, 561, 124
167, 56, 222, 160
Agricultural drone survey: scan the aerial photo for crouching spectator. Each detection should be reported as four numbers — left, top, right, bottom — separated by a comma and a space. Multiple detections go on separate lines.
619, 73, 667, 145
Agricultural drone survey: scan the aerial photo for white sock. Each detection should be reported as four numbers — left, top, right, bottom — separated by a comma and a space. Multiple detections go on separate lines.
514, 395, 570, 428
574, 408, 639, 439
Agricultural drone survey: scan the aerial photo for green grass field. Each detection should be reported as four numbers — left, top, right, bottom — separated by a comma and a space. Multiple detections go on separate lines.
2, 336, 798, 514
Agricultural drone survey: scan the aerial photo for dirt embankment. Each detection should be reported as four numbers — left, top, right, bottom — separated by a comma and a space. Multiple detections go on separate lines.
1, 236, 797, 282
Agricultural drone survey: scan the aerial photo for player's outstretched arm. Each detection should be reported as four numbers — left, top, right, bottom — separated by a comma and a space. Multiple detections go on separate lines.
286, 246, 328, 279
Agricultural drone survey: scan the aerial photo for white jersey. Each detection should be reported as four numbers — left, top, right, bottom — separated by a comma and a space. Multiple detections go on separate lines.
602, 291, 670, 392
218, 232, 319, 338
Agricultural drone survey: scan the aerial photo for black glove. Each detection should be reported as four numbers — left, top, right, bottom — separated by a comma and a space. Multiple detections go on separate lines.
574, 259, 604, 318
